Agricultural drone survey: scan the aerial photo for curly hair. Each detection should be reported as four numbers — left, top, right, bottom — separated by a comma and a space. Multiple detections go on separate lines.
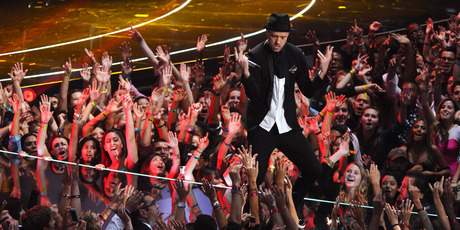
21, 205, 53, 230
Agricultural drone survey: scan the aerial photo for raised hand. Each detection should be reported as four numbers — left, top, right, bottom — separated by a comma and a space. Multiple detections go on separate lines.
80, 63, 91, 82
384, 203, 399, 226
101, 52, 113, 69
391, 33, 411, 45
237, 33, 248, 53
351, 19, 364, 38
174, 179, 191, 201
168, 131, 179, 150
190, 102, 203, 119
8, 62, 28, 83
221, 105, 231, 124
229, 163, 243, 186
118, 75, 131, 93
197, 133, 209, 153
179, 62, 191, 83
121, 60, 135, 77
234, 47, 249, 78
307, 117, 319, 134
160, 64, 172, 86
84, 48, 97, 64
173, 87, 186, 102
196, 34, 208, 53
238, 145, 258, 183
88, 80, 102, 102
227, 113, 241, 135
317, 45, 334, 76
8, 93, 21, 112
133, 102, 143, 120
120, 41, 132, 61
369, 21, 382, 32
399, 199, 414, 224
156, 45, 170, 64
191, 63, 205, 84
94, 64, 111, 83
366, 164, 380, 187
400, 87, 411, 106
40, 100, 54, 124
305, 30, 320, 46
122, 94, 133, 112
259, 186, 276, 209
200, 178, 217, 200
76, 88, 90, 110
213, 68, 228, 92
128, 26, 144, 43
426, 18, 434, 35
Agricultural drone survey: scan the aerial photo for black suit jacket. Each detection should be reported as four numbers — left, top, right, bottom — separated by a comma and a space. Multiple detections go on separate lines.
241, 41, 328, 131
131, 219, 154, 230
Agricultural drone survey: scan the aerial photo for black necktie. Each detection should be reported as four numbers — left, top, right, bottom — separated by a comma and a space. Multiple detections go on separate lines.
273, 52, 284, 79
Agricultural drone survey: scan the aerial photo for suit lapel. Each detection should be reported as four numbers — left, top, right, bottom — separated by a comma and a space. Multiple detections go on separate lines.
266, 52, 275, 106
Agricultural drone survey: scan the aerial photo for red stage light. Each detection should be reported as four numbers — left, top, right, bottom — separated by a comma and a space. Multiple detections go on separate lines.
23, 89, 36, 102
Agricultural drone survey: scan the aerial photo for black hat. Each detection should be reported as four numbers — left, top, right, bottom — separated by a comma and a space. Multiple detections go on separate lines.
263, 13, 293, 32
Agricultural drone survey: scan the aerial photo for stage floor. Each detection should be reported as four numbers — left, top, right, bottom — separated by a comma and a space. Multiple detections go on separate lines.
0, 0, 455, 87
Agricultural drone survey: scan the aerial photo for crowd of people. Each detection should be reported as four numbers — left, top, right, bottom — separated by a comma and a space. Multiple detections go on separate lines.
0, 11, 460, 230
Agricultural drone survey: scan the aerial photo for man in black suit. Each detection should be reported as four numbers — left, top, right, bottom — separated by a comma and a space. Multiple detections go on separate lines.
236, 13, 328, 223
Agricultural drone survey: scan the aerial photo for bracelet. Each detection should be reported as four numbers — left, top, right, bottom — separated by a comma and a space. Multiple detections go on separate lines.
91, 101, 96, 106
400, 222, 410, 229
194, 155, 200, 160
65, 73, 71, 77
135, 128, 140, 132
350, 69, 356, 75
391, 223, 399, 229
158, 122, 165, 128
62, 194, 70, 199
363, 85, 367, 91
107, 205, 115, 212
212, 201, 220, 208
101, 89, 107, 93
358, 42, 365, 46
315, 131, 321, 135
147, 118, 155, 123
319, 111, 325, 118
3, 104, 12, 112
270, 208, 280, 213
98, 214, 106, 222
249, 192, 258, 198
327, 111, 334, 115
163, 88, 171, 94
101, 111, 107, 118
70, 195, 80, 199
41, 125, 48, 129
417, 207, 424, 212
451, 218, 458, 223
214, 90, 222, 96
170, 109, 177, 112
187, 126, 196, 133
224, 142, 232, 148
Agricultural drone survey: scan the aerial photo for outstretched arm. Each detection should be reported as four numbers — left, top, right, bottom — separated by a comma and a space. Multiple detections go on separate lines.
121, 95, 138, 170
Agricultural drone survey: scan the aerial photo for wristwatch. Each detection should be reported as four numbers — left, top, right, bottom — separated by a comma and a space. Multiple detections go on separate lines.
177, 201, 186, 208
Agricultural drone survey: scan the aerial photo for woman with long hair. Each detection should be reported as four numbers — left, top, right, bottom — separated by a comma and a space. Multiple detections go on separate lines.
401, 119, 450, 180
425, 98, 460, 180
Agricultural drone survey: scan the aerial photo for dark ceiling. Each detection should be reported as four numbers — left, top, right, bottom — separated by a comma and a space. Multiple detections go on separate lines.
0, 0, 456, 89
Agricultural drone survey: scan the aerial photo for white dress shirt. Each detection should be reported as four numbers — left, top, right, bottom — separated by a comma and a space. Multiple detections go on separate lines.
259, 76, 292, 134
